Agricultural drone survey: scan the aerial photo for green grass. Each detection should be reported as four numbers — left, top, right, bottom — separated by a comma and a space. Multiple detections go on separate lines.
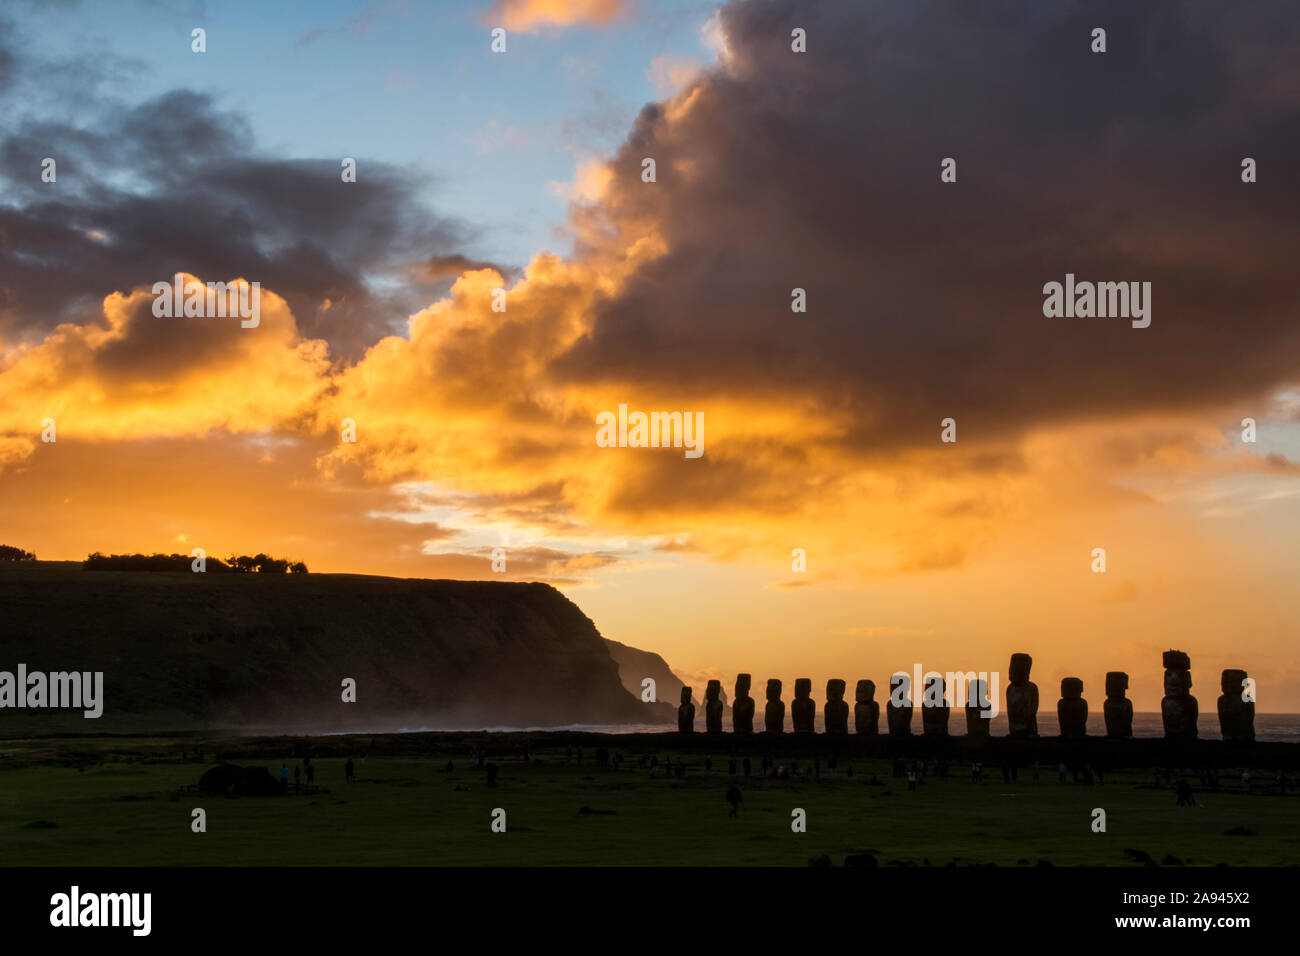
2, 736, 1297, 865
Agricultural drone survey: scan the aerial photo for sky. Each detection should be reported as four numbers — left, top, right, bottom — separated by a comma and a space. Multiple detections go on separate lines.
2, 0, 1299, 712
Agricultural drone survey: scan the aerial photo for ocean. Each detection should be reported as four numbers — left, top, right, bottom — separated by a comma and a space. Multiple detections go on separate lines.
388, 712, 1300, 741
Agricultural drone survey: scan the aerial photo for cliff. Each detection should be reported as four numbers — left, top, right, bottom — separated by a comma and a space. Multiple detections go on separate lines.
0, 563, 660, 734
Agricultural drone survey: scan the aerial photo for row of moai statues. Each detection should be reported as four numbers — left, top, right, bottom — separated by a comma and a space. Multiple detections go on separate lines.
674, 651, 1255, 740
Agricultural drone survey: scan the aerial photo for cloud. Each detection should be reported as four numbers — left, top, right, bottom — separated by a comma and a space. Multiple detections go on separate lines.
488, 0, 626, 33
4, 0, 1300, 599
646, 53, 701, 97
0, 69, 476, 360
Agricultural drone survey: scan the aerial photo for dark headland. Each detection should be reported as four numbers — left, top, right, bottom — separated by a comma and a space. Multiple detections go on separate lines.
0, 562, 665, 734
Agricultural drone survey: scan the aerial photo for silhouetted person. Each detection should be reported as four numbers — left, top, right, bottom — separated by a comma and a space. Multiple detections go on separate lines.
345, 758, 355, 783
307, 763, 315, 786
486, 763, 498, 788
1175, 778, 1193, 807
280, 764, 289, 790
726, 786, 742, 817
728, 757, 737, 775
293, 764, 301, 790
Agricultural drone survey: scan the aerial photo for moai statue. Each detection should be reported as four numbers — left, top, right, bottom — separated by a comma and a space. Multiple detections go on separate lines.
824, 679, 849, 734
704, 680, 724, 734
854, 680, 880, 736
1161, 650, 1198, 739
887, 673, 913, 736
964, 678, 991, 737
921, 674, 950, 736
764, 679, 785, 734
1006, 653, 1039, 737
1103, 671, 1132, 738
1057, 678, 1088, 738
677, 686, 695, 733
792, 678, 816, 734
1217, 669, 1254, 742
733, 673, 755, 735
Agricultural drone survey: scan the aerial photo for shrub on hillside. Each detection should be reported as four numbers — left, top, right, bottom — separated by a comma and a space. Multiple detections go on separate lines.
82, 552, 308, 573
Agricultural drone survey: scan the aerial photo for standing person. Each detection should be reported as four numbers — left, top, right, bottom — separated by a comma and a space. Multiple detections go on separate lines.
907, 769, 917, 792
280, 764, 289, 790
345, 757, 355, 784
726, 786, 742, 818
1057, 762, 1067, 784
293, 764, 301, 791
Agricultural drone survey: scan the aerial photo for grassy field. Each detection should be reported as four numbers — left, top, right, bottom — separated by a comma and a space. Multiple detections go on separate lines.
1, 735, 1297, 866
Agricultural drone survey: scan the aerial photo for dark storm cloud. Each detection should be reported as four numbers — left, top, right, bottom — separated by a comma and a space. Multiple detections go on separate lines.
556, 0, 1300, 454
0, 52, 473, 357
420, 253, 513, 282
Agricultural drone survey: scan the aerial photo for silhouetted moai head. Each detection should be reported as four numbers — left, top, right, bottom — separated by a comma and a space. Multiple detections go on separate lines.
1006, 653, 1039, 737
764, 679, 785, 734
677, 685, 695, 733
1160, 650, 1198, 740
1103, 671, 1132, 737
704, 679, 725, 733
1057, 677, 1087, 738
1217, 668, 1254, 742
824, 679, 849, 734
733, 673, 755, 735
887, 673, 913, 736
792, 678, 816, 733
854, 679, 879, 736
964, 678, 991, 736
921, 674, 950, 736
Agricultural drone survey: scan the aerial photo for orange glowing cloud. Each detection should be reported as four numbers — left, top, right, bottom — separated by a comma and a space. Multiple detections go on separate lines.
488, 0, 625, 33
